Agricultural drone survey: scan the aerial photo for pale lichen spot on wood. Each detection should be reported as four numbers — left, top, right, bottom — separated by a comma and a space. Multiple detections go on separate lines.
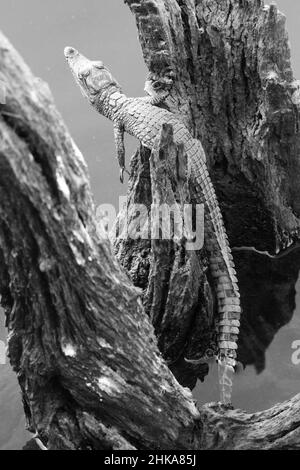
72, 222, 93, 250
80, 224, 93, 247
62, 343, 77, 358
98, 338, 112, 350
56, 172, 71, 200
98, 377, 122, 395
39, 257, 55, 272
56, 156, 71, 200
29, 88, 41, 105
266, 70, 279, 81
71, 139, 87, 167
70, 241, 86, 266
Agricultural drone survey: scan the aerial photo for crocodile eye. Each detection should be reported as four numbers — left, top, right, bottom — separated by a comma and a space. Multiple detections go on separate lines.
94, 61, 104, 70
153, 82, 161, 90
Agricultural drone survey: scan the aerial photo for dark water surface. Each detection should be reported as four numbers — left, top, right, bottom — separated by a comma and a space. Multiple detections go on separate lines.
195, 250, 300, 411
0, 316, 30, 450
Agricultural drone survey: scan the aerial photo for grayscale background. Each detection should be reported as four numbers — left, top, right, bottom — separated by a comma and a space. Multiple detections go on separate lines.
0, 0, 299, 450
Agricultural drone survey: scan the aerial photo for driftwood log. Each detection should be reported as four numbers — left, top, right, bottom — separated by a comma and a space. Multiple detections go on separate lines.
0, 0, 300, 450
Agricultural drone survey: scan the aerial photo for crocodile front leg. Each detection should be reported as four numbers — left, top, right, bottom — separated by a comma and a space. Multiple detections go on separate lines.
114, 121, 126, 183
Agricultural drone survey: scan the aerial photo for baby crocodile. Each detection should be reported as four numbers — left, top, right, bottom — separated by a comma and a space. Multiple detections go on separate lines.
64, 47, 241, 405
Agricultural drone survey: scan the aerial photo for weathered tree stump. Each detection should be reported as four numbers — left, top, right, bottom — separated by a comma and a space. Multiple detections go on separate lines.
116, 0, 300, 387
125, 0, 300, 251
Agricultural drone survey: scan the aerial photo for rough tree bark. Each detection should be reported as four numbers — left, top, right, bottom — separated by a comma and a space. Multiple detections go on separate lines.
0, 0, 299, 451
116, 0, 300, 388
0, 32, 201, 450
125, 0, 300, 250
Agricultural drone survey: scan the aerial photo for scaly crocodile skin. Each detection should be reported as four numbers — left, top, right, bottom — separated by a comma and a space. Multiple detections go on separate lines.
65, 49, 241, 404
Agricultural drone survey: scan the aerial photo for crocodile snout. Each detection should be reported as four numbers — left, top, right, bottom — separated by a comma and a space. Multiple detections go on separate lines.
64, 47, 78, 59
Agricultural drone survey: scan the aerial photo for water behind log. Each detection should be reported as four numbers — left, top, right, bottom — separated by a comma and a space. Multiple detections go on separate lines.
194, 248, 300, 411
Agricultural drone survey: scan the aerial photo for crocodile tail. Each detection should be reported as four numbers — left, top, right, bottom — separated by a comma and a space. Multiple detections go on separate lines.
188, 146, 241, 404
205, 218, 241, 344
205, 216, 240, 404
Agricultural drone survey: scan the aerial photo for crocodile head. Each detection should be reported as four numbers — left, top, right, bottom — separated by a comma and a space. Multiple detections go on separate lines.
64, 47, 121, 103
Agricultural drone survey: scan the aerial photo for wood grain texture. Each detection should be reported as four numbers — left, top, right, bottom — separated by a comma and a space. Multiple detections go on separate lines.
0, 32, 200, 450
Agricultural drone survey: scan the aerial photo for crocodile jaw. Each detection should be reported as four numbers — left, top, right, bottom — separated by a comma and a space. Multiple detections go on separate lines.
64, 47, 116, 103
